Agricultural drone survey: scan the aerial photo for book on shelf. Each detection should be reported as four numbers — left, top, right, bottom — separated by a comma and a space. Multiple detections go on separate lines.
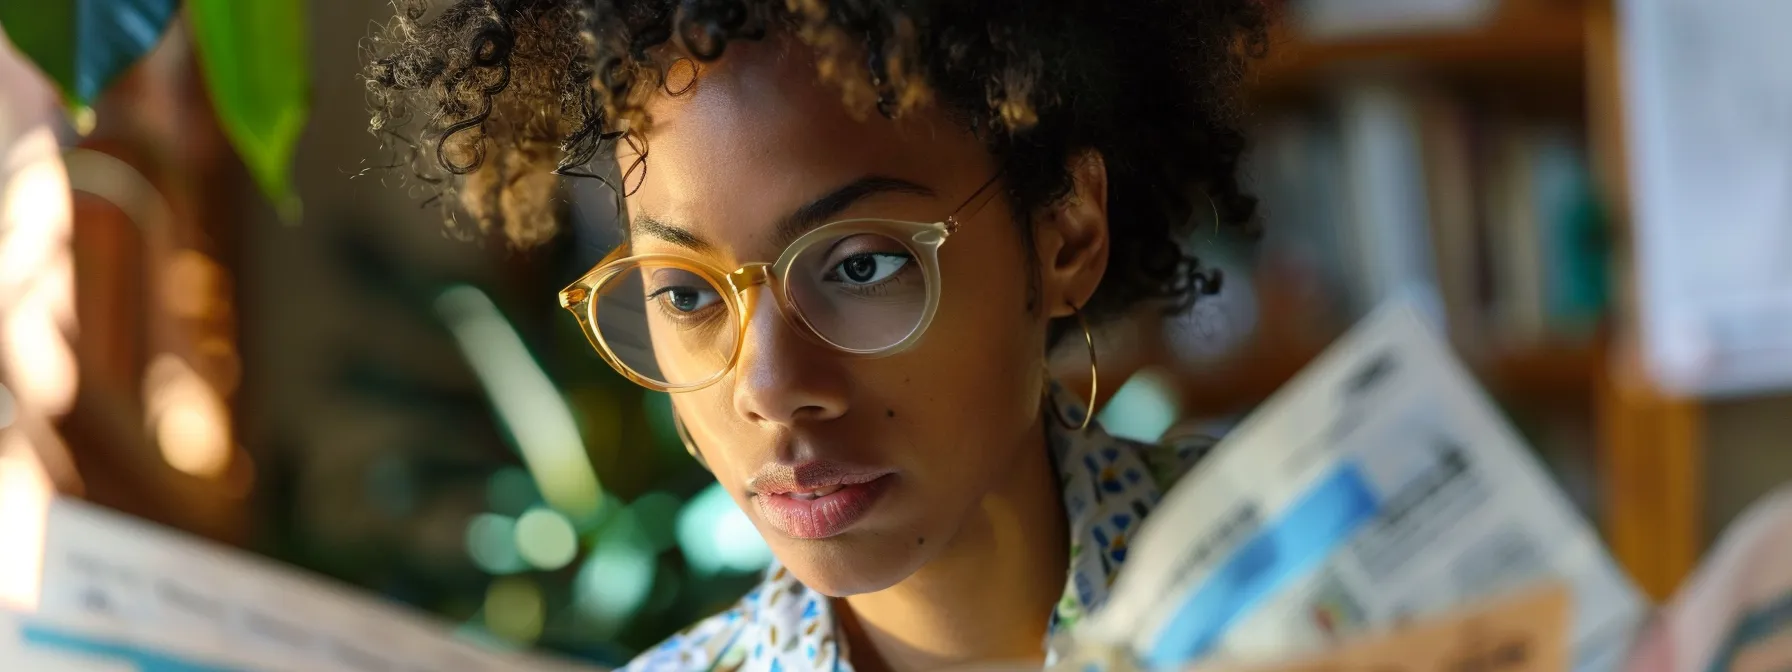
1245, 78, 1610, 356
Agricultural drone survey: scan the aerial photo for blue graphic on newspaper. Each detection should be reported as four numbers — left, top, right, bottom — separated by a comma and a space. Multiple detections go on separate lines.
18, 619, 249, 672
1142, 462, 1381, 670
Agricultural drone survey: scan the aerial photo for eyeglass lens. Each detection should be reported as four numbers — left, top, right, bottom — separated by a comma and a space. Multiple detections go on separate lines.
589, 229, 930, 387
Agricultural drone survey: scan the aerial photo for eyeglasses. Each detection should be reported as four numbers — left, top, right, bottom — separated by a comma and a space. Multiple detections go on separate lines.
560, 175, 1003, 393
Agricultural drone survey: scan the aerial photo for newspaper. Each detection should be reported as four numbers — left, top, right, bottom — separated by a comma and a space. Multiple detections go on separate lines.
1195, 583, 1573, 672
1072, 299, 1646, 672
0, 493, 600, 672
958, 585, 1573, 672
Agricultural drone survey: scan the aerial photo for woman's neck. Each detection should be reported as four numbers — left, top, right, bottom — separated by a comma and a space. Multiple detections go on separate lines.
839, 419, 1070, 672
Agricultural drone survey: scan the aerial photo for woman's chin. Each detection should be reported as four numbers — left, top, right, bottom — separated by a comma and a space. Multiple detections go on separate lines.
785, 568, 907, 598
770, 538, 934, 597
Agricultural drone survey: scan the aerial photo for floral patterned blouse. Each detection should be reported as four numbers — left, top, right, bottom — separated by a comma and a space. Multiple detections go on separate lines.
622, 389, 1216, 671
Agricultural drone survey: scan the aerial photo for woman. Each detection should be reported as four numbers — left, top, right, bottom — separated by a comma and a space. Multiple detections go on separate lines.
365, 1, 1268, 669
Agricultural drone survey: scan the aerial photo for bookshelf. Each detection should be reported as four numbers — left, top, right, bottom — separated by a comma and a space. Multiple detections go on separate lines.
1081, 0, 1701, 601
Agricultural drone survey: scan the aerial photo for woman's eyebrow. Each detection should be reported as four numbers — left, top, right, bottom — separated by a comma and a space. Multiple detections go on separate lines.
773, 176, 935, 247
629, 176, 935, 252
634, 215, 711, 251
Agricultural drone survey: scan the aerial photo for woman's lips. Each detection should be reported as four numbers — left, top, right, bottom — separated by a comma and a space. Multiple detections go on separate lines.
751, 473, 894, 539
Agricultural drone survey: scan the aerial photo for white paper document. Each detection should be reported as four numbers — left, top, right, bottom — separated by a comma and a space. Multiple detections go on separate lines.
0, 496, 602, 672
1073, 299, 1646, 672
1620, 0, 1792, 397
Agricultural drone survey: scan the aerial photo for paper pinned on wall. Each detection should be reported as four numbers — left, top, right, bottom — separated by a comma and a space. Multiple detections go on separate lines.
1621, 0, 1792, 398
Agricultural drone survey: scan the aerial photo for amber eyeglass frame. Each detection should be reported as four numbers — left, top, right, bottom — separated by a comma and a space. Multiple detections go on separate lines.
559, 175, 1003, 393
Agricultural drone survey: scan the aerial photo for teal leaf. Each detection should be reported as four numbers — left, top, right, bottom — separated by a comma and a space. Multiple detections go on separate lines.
186, 0, 310, 214
0, 0, 180, 106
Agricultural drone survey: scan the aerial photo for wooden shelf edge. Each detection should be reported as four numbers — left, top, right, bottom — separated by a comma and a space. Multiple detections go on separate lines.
1251, 0, 1587, 97
1174, 339, 1604, 418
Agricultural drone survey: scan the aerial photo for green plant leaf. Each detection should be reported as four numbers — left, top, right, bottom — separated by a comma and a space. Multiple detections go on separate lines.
186, 0, 310, 214
0, 0, 180, 107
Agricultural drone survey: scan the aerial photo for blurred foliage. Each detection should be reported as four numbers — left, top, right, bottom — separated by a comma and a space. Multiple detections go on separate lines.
253, 223, 759, 668
187, 0, 310, 213
0, 0, 179, 107
1, 0, 306, 209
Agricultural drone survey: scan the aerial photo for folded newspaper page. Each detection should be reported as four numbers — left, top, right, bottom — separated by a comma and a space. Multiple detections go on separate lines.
0, 482, 601, 672
1073, 298, 1646, 672
1194, 583, 1573, 672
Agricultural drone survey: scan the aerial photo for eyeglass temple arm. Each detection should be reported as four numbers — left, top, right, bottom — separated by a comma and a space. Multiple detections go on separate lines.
945, 173, 1004, 232
559, 245, 632, 307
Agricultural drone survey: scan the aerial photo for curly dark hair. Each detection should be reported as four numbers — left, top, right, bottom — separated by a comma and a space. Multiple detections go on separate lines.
363, 0, 1270, 335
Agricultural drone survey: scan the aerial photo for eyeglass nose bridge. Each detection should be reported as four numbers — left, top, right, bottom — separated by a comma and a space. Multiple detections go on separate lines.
724, 262, 779, 335
725, 262, 773, 293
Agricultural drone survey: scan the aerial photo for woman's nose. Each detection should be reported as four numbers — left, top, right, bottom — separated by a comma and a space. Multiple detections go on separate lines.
730, 289, 850, 428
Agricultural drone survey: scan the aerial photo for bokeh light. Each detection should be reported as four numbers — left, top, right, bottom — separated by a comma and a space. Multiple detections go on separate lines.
1098, 368, 1183, 443
161, 250, 226, 320
676, 482, 771, 576
573, 508, 654, 630
515, 507, 579, 571
483, 577, 544, 644
465, 513, 525, 575
143, 354, 232, 478
155, 404, 231, 477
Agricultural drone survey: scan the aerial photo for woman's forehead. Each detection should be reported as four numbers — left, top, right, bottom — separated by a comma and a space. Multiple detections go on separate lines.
617, 40, 989, 251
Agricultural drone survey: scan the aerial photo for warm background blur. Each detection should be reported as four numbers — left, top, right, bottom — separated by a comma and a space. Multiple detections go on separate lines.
0, 0, 1786, 668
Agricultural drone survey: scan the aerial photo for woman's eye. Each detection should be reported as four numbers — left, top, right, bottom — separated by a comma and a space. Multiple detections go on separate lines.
833, 253, 911, 286
649, 286, 721, 313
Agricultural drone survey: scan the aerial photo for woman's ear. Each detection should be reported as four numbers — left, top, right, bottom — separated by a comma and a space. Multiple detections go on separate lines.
1032, 149, 1110, 318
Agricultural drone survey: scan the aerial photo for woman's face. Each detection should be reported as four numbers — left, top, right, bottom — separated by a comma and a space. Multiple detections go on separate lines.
620, 41, 1061, 596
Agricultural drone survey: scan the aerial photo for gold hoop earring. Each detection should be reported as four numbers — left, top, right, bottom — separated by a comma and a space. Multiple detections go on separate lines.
672, 410, 709, 470
1047, 301, 1099, 433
